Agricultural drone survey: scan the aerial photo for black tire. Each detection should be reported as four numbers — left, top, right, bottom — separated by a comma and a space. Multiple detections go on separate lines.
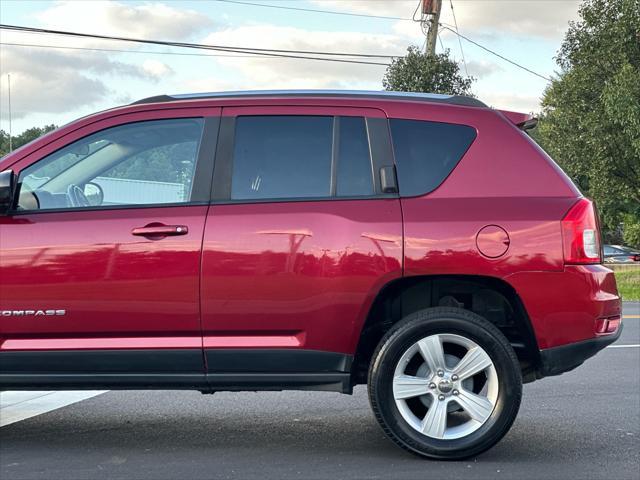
368, 307, 522, 460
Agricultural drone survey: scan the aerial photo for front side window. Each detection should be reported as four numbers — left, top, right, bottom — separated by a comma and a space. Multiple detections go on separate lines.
17, 118, 204, 211
390, 119, 476, 197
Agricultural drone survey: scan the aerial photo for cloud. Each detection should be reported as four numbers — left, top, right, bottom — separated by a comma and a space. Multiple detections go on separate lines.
141, 60, 173, 79
0, 45, 166, 120
0, 1, 210, 120
196, 25, 399, 91
465, 60, 503, 78
1, 72, 107, 121
313, 1, 580, 40
481, 92, 543, 114
36, 0, 213, 41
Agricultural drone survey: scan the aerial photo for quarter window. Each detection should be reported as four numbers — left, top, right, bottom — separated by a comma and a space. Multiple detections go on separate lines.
389, 119, 476, 197
17, 118, 204, 210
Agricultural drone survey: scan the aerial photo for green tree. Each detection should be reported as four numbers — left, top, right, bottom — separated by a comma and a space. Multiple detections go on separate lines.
0, 124, 58, 157
383, 47, 474, 96
537, 0, 640, 246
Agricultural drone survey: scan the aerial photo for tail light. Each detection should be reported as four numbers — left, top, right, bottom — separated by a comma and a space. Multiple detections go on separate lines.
561, 198, 602, 264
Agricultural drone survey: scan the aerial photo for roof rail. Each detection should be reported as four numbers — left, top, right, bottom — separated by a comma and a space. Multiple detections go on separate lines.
131, 89, 487, 108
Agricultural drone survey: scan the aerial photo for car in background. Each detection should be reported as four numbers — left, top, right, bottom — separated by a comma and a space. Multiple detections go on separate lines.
603, 245, 640, 263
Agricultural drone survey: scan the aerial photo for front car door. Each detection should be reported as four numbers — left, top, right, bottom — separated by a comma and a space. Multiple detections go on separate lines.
0, 110, 220, 389
200, 105, 403, 392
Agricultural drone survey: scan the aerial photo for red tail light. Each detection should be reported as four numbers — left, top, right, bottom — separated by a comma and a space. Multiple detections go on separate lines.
561, 198, 602, 264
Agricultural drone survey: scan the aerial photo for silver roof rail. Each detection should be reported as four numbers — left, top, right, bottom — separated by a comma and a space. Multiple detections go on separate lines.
131, 89, 487, 108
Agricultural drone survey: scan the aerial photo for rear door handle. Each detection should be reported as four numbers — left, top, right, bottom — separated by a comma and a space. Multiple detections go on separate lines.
131, 224, 189, 237
379, 166, 398, 194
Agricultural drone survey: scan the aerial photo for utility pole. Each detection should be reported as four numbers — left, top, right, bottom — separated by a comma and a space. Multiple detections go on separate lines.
7, 74, 12, 153
422, 0, 442, 56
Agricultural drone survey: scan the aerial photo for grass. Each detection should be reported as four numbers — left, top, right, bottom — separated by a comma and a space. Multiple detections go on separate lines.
614, 268, 640, 301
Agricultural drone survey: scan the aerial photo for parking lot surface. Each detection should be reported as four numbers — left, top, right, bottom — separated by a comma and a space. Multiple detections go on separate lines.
1, 302, 638, 480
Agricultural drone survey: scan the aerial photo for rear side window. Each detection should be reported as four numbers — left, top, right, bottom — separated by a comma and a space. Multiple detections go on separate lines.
336, 117, 374, 196
231, 116, 333, 200
389, 119, 476, 196
230, 115, 375, 201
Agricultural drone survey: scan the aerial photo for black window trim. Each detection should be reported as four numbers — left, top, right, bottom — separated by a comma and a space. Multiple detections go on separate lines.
8, 116, 220, 215
330, 116, 339, 197
210, 113, 397, 205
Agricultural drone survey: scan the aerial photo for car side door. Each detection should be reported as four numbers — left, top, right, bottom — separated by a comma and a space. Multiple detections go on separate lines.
200, 105, 403, 391
0, 110, 220, 389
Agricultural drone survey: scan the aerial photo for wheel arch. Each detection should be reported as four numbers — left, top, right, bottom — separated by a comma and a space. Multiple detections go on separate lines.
351, 274, 541, 385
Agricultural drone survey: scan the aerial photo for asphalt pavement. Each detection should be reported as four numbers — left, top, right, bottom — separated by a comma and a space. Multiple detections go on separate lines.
1, 302, 638, 480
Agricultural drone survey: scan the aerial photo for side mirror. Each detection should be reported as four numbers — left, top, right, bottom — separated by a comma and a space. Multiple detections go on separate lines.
0, 169, 16, 215
84, 182, 104, 206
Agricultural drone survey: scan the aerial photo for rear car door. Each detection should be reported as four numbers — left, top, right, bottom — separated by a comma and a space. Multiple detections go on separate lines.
200, 105, 403, 391
0, 110, 220, 388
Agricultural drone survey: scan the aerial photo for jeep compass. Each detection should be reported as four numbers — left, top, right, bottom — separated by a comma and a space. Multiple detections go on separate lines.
0, 90, 622, 459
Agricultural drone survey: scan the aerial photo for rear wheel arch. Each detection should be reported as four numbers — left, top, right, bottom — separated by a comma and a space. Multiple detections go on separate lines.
351, 274, 541, 385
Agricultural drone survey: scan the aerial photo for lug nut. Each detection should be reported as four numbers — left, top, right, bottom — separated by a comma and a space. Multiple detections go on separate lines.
438, 394, 445, 401
437, 370, 445, 377
453, 389, 459, 396
429, 382, 436, 389
451, 374, 459, 381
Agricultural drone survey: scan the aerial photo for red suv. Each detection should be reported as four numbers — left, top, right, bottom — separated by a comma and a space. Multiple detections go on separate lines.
0, 90, 622, 459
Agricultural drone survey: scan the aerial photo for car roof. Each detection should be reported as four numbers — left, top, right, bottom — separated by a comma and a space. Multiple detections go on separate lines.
131, 89, 487, 108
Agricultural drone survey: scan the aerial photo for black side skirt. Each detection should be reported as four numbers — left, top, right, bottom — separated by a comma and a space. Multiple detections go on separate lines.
0, 349, 353, 394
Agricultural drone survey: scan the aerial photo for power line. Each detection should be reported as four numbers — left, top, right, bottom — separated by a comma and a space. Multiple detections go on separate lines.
0, 24, 395, 61
0, 23, 553, 81
437, 32, 445, 53
214, 1, 552, 82
0, 42, 307, 59
439, 25, 552, 81
448, 0, 469, 77
214, 0, 413, 21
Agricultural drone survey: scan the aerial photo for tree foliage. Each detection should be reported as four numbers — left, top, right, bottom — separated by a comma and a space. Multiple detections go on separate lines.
0, 125, 58, 157
383, 46, 474, 96
537, 0, 640, 246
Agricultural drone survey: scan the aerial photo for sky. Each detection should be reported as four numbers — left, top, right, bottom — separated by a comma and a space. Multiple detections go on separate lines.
0, 0, 582, 135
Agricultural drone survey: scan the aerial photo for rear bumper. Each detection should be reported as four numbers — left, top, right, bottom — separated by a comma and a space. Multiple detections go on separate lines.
506, 264, 622, 349
538, 324, 622, 377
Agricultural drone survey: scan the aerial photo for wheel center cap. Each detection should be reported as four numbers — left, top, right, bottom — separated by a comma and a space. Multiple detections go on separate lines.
438, 379, 453, 394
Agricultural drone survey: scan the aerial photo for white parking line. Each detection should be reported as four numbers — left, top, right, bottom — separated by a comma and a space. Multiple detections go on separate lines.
0, 391, 106, 427
606, 344, 640, 349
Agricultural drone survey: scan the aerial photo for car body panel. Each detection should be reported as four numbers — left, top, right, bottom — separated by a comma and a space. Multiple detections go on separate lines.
0, 107, 221, 375
505, 265, 621, 349
201, 199, 403, 358
0, 206, 209, 354
200, 105, 402, 364
0, 92, 622, 390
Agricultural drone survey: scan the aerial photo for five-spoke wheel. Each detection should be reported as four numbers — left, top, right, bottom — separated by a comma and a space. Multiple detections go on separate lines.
368, 307, 522, 459
392, 333, 498, 440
